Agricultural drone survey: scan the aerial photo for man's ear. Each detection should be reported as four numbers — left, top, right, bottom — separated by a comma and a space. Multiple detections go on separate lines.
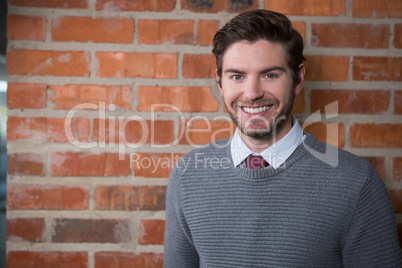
216, 69, 223, 95
294, 64, 305, 96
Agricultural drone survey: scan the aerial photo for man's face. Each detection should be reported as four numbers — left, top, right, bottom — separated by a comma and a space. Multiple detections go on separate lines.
217, 40, 304, 143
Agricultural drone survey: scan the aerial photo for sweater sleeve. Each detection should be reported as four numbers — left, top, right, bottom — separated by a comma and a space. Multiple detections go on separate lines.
164, 166, 200, 268
342, 168, 402, 267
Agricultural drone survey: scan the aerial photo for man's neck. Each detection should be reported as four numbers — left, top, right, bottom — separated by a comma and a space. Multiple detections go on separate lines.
239, 116, 293, 153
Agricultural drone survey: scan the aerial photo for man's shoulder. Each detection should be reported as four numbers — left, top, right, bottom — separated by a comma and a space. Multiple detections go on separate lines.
303, 132, 375, 177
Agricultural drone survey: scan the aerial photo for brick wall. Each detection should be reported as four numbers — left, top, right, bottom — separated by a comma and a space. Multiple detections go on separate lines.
5, 0, 402, 267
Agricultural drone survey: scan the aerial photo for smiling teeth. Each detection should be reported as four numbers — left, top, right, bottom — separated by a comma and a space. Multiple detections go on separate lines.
242, 106, 270, 114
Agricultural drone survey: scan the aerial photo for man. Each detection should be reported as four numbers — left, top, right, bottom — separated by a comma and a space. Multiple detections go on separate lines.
164, 9, 401, 267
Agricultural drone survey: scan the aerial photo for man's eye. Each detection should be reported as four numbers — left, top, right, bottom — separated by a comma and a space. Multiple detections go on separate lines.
231, 75, 242, 81
264, 73, 277, 79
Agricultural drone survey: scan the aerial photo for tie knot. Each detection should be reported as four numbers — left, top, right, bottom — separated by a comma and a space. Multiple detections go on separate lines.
246, 155, 269, 169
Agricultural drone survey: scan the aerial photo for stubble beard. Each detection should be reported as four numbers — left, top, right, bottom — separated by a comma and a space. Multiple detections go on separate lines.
224, 89, 295, 141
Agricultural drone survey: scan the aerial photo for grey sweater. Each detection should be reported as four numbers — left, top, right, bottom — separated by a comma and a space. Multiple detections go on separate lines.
164, 133, 401, 267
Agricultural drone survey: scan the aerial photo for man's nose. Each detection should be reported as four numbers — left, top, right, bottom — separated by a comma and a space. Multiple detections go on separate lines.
243, 78, 264, 100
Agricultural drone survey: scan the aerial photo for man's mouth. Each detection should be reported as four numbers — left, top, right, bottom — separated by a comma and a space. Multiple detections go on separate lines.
241, 105, 271, 114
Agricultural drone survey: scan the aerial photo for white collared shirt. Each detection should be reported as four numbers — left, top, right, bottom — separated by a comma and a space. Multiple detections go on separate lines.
230, 116, 305, 169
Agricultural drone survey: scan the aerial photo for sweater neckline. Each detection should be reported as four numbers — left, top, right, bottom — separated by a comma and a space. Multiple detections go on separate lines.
227, 133, 316, 181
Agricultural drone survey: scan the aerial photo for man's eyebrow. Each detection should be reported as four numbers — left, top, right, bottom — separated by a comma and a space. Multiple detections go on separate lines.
223, 66, 287, 74
223, 68, 246, 74
260, 66, 287, 73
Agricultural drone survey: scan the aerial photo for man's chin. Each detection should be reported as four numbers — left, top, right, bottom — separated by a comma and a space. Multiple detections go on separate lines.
239, 127, 273, 139
238, 118, 287, 139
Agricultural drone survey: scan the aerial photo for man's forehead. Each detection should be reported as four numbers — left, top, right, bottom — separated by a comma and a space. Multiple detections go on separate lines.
221, 40, 288, 70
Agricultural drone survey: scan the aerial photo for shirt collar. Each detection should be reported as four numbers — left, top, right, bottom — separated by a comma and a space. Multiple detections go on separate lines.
230, 116, 305, 169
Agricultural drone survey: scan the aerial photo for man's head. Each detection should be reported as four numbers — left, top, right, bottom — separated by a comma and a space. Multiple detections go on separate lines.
212, 9, 305, 87
212, 10, 305, 146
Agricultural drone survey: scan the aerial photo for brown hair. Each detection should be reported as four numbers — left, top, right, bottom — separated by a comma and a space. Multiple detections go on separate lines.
212, 9, 305, 85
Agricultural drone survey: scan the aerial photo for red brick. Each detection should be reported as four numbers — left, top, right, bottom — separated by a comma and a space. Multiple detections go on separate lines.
95, 252, 163, 268
182, 54, 215, 78
350, 124, 402, 148
49, 84, 132, 110
227, 0, 258, 12
7, 117, 46, 141
47, 117, 90, 142
93, 119, 173, 145
32, 118, 50, 136
393, 158, 402, 181
8, 0, 87, 8
51, 152, 131, 176
6, 117, 33, 140
6, 117, 89, 143
389, 190, 402, 213
264, 0, 345, 16
93, 119, 118, 144
292, 21, 306, 41
95, 185, 167, 210
7, 15, 46, 41
305, 56, 348, 81
138, 20, 195, 45
181, 0, 257, 13
179, 120, 235, 145
7, 50, 90, 77
394, 24, 402, 48
7, 83, 47, 109
96, 52, 177, 78
7, 185, 88, 210
51, 152, 98, 176
302, 122, 345, 148
7, 153, 45, 176
52, 16, 134, 43
96, 0, 175, 11
7, 218, 44, 242
143, 120, 174, 145
310, 90, 389, 114
361, 157, 386, 180
132, 153, 183, 178
6, 251, 87, 268
312, 24, 389, 48
352, 0, 402, 18
139, 219, 165, 245
181, 0, 225, 13
52, 218, 130, 243
395, 91, 402, 114
292, 88, 305, 114
104, 153, 132, 177
353, 57, 401, 81
137, 86, 218, 112
197, 20, 219, 45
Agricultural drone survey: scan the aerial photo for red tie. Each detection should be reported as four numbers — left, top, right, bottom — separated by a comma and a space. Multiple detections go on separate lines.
245, 155, 269, 169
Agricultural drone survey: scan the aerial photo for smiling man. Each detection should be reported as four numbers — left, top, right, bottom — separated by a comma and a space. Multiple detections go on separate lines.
164, 10, 401, 267
218, 39, 303, 154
